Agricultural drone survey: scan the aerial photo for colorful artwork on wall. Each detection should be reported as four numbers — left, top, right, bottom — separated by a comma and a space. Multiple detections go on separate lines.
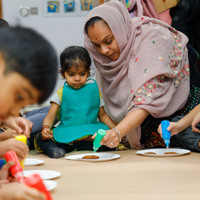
64, 0, 75, 12
47, 1, 60, 13
43, 0, 107, 16
80, 0, 93, 11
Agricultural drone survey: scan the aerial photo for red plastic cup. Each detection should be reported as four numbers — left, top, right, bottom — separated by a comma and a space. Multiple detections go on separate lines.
23, 173, 53, 200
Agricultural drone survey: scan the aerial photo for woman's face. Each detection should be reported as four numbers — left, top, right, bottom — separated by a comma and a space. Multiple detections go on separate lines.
0, 57, 40, 122
87, 20, 120, 61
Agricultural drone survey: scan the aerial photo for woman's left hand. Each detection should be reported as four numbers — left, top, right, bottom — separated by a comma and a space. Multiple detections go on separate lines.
2, 117, 33, 138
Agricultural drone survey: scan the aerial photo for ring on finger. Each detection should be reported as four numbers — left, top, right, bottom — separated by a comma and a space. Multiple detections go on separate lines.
110, 142, 114, 146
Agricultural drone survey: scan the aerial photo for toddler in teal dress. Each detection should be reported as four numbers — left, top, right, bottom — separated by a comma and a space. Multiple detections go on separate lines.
35, 46, 116, 158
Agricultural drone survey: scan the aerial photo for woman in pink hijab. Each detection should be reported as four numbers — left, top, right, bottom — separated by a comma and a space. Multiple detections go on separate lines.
83, 0, 197, 150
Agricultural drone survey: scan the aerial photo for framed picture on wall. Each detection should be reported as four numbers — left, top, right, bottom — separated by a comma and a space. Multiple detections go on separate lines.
47, 1, 60, 13
80, 0, 93, 11
64, 0, 76, 12
43, 0, 94, 17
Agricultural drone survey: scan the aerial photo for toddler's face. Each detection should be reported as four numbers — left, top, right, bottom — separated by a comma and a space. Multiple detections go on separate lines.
0, 60, 40, 122
64, 65, 89, 89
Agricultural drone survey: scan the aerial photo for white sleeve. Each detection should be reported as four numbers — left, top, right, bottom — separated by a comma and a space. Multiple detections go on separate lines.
100, 96, 105, 107
50, 92, 61, 106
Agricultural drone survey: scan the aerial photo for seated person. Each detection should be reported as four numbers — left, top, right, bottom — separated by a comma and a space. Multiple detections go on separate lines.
0, 25, 58, 199
158, 54, 200, 152
35, 46, 116, 158
0, 161, 45, 200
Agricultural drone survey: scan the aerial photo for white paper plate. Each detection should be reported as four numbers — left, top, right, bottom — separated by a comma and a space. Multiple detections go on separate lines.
43, 180, 58, 191
136, 148, 191, 157
23, 170, 61, 180
65, 152, 120, 162
24, 158, 45, 166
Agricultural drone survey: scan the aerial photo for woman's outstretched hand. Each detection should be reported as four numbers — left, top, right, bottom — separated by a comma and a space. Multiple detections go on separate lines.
92, 128, 120, 148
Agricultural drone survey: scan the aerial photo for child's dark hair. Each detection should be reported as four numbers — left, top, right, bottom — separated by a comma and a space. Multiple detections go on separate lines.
0, 26, 58, 104
0, 18, 9, 29
60, 46, 91, 76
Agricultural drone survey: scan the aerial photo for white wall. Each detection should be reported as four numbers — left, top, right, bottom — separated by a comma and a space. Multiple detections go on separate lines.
2, 0, 89, 107
2, 0, 87, 55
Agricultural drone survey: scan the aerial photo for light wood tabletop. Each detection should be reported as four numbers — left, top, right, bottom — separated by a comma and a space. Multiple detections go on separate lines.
25, 149, 200, 200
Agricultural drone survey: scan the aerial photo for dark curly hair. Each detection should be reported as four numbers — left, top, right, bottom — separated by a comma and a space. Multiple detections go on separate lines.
0, 26, 58, 104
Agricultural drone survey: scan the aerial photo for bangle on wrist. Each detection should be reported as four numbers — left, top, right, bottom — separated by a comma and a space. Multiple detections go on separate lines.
42, 125, 50, 132
112, 128, 121, 142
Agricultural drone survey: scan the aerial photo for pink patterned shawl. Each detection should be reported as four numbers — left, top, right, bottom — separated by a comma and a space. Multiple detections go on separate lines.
121, 0, 159, 19
83, 0, 189, 148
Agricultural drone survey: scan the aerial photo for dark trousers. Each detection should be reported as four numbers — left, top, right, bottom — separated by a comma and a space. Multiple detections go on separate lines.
172, 116, 200, 152
36, 133, 115, 155
25, 106, 59, 149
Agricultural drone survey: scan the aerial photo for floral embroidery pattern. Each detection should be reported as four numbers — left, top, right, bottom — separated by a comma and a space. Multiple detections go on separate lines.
182, 64, 190, 75
135, 57, 139, 62
134, 96, 145, 105
128, 26, 189, 111
167, 29, 189, 85
171, 59, 178, 69
172, 46, 181, 56
169, 27, 178, 34
131, 79, 157, 107
144, 81, 156, 92
157, 75, 166, 83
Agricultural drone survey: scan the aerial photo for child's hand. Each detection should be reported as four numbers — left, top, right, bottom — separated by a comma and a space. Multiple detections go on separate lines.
2, 117, 32, 138
192, 112, 200, 133
158, 122, 182, 137
0, 139, 28, 161
0, 129, 18, 141
0, 182, 46, 200
42, 127, 53, 140
0, 161, 15, 181
91, 132, 97, 140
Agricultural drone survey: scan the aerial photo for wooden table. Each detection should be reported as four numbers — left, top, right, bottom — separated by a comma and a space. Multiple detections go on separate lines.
25, 150, 200, 200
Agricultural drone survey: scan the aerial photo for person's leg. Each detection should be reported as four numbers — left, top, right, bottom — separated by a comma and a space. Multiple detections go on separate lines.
25, 106, 59, 150
98, 145, 116, 151
74, 141, 116, 151
56, 142, 75, 153
35, 133, 65, 158
172, 116, 200, 152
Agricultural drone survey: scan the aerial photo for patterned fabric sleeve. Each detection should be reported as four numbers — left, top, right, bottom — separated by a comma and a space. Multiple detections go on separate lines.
128, 58, 189, 118
127, 27, 190, 118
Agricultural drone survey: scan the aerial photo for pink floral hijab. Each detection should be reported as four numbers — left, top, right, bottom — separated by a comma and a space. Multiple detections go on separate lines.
84, 0, 189, 143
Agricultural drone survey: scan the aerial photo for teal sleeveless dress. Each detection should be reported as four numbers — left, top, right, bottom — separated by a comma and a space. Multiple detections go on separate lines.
53, 79, 109, 143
